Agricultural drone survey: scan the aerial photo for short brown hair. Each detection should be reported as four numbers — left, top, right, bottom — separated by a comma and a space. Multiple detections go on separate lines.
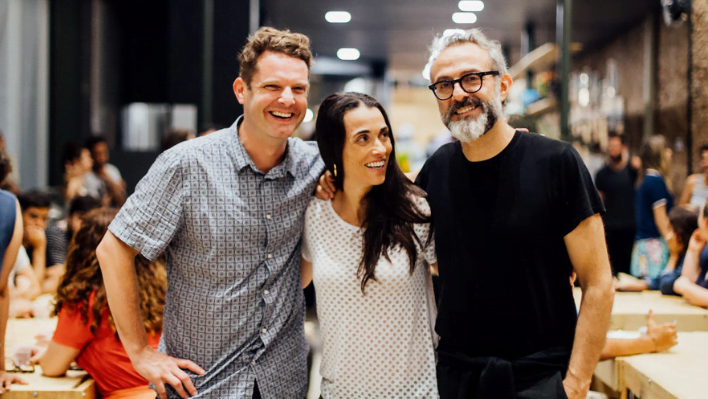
238, 26, 312, 86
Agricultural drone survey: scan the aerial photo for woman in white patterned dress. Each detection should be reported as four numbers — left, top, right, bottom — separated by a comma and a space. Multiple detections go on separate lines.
301, 92, 439, 398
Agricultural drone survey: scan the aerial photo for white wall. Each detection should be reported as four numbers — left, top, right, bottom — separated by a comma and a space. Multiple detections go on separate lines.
0, 0, 49, 190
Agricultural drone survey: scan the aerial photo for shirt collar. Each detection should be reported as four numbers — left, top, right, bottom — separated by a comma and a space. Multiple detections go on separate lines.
230, 116, 297, 178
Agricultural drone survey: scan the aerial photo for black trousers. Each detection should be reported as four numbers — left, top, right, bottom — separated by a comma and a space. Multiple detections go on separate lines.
605, 227, 635, 276
436, 346, 570, 399
253, 381, 262, 399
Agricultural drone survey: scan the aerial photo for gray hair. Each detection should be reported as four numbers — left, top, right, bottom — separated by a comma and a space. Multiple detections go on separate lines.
424, 29, 508, 82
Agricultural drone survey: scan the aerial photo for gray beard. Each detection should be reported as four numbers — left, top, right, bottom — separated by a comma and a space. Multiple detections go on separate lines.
443, 97, 503, 143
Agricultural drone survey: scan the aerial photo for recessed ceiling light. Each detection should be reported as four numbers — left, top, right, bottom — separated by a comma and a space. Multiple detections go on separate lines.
337, 48, 360, 60
452, 12, 477, 24
325, 11, 351, 23
304, 108, 314, 123
458, 1, 484, 12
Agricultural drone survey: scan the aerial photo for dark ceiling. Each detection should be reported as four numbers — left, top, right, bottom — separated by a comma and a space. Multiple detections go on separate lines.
262, 0, 660, 79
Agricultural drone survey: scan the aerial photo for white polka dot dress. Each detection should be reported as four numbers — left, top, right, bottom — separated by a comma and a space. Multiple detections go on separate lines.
302, 197, 439, 399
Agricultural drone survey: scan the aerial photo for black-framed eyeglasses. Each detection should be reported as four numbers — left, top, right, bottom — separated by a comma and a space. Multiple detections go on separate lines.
428, 71, 499, 101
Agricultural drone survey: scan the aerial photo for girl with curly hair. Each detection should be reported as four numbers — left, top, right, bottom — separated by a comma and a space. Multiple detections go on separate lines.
33, 208, 166, 399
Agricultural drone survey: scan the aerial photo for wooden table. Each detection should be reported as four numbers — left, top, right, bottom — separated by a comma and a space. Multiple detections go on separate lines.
574, 288, 708, 331
618, 332, 708, 399
4, 315, 96, 398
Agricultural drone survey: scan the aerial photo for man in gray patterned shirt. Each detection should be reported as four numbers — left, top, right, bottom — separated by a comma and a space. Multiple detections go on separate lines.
96, 27, 323, 399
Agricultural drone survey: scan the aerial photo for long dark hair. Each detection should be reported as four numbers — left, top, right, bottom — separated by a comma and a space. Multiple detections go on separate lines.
668, 205, 698, 256
315, 92, 431, 292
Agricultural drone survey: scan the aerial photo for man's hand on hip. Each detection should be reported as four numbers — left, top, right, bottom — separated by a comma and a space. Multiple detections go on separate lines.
132, 346, 205, 399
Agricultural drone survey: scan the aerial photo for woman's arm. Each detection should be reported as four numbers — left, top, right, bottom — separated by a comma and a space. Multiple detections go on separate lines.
652, 204, 670, 239
678, 174, 697, 205
680, 231, 705, 283
674, 276, 708, 307
300, 257, 313, 288
600, 311, 678, 360
36, 341, 81, 377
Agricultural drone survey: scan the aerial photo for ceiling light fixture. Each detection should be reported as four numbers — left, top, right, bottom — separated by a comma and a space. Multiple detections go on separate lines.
304, 109, 314, 123
337, 48, 360, 60
452, 12, 477, 24
325, 11, 351, 23
458, 1, 484, 12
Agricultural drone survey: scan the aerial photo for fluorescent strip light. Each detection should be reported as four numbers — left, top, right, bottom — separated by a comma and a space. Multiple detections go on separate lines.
458, 1, 484, 12
452, 12, 477, 24
325, 11, 351, 23
337, 48, 360, 60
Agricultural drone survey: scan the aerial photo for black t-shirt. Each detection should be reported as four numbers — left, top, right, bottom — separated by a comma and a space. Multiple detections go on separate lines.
416, 131, 604, 360
594, 163, 637, 230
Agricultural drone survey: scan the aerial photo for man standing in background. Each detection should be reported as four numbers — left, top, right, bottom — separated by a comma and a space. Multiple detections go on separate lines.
595, 132, 639, 276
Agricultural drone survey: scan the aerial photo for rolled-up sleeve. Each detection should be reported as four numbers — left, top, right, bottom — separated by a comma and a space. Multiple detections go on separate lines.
109, 150, 186, 261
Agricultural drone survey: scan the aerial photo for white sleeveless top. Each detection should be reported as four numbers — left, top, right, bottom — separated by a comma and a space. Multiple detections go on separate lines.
302, 197, 439, 399
690, 176, 708, 208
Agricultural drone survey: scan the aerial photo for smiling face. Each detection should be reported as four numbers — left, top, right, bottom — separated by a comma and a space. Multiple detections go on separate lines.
234, 51, 309, 144
430, 42, 509, 142
341, 104, 393, 191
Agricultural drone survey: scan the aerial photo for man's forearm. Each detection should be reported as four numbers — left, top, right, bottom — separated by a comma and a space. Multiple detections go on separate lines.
567, 283, 614, 390
96, 233, 149, 357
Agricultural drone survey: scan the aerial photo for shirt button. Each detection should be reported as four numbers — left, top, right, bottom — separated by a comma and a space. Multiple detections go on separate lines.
264, 290, 269, 295
266, 214, 272, 219
267, 254, 273, 259
251, 360, 256, 366
262, 328, 267, 334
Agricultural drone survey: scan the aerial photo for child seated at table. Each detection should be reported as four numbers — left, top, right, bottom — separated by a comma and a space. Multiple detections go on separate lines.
615, 205, 698, 292
673, 198, 708, 307
32, 208, 166, 399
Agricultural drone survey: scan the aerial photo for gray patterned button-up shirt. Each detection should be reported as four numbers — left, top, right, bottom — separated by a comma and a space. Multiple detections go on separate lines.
109, 117, 324, 398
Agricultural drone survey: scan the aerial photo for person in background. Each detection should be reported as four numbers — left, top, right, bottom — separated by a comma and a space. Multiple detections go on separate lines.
631, 135, 674, 283
62, 141, 94, 203
85, 136, 127, 207
0, 149, 29, 392
45, 195, 102, 274
17, 191, 60, 293
679, 144, 708, 207
302, 92, 438, 398
615, 205, 697, 292
595, 132, 640, 276
673, 198, 708, 307
0, 131, 20, 195
8, 245, 42, 318
198, 123, 225, 137
160, 129, 194, 153
568, 271, 678, 359
32, 208, 166, 399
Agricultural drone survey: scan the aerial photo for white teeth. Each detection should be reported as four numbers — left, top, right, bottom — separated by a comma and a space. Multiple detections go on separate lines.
455, 105, 477, 114
271, 111, 293, 118
365, 161, 385, 169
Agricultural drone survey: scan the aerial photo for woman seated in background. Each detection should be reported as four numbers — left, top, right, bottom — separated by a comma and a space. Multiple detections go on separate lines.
301, 92, 438, 398
616, 205, 698, 292
32, 208, 166, 399
674, 199, 708, 307
631, 134, 674, 284
679, 143, 708, 207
